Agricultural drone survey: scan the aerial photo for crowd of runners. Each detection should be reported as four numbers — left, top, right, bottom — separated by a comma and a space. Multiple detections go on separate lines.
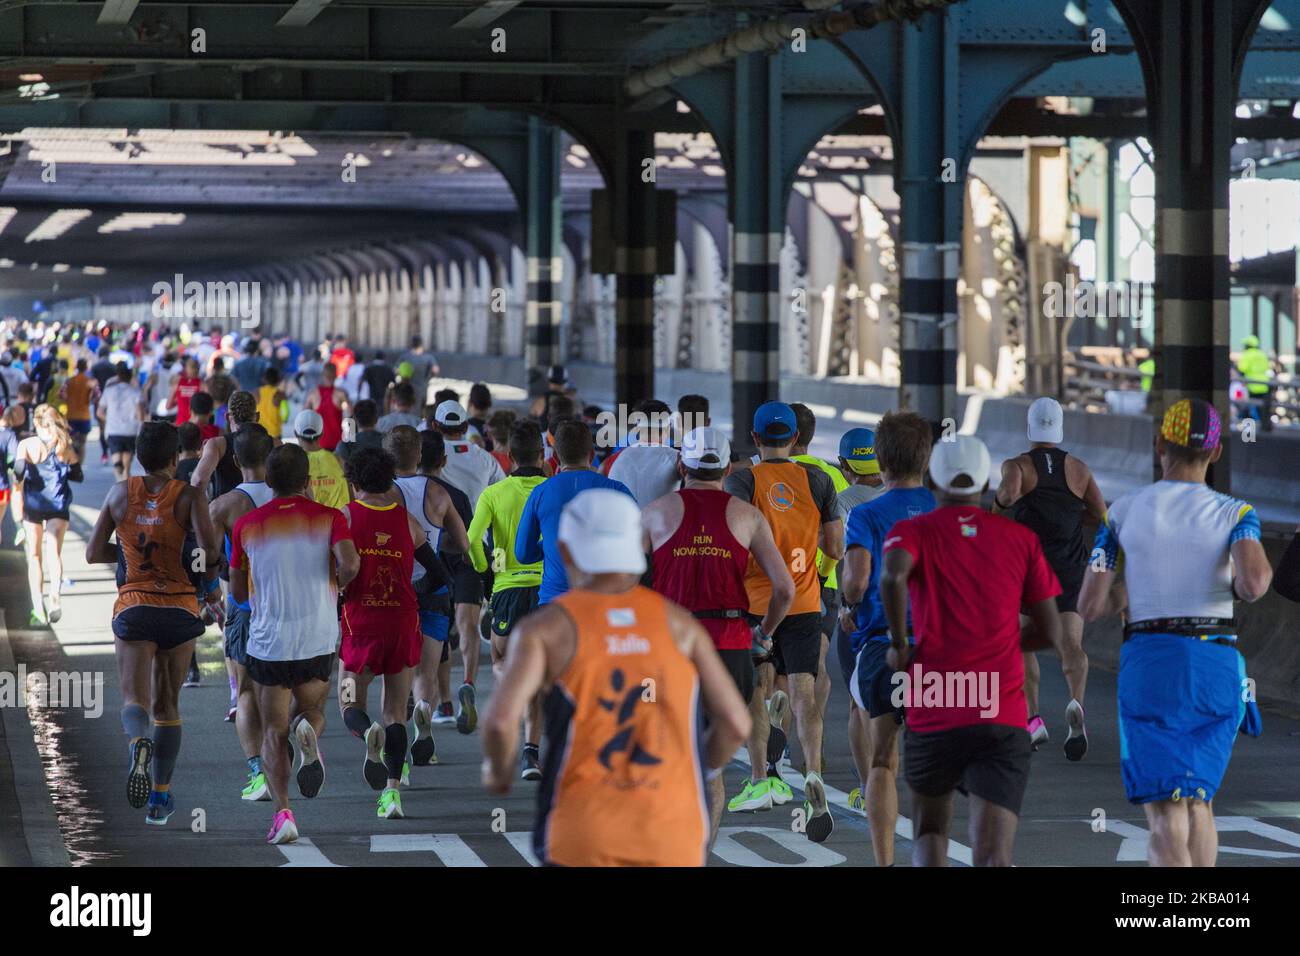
3, 315, 1300, 867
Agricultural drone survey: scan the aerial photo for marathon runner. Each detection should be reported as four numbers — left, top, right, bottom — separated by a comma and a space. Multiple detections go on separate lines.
98, 362, 142, 480
228, 443, 360, 845
879, 435, 1078, 866
303, 361, 348, 452
643, 426, 794, 836
339, 446, 451, 819
207, 423, 276, 799
1079, 399, 1273, 866
432, 399, 506, 726
190, 390, 260, 499
838, 412, 934, 863
994, 397, 1104, 759
481, 488, 752, 866
607, 398, 680, 507
86, 421, 224, 824
382, 425, 469, 755
466, 419, 548, 779
294, 409, 350, 510
723, 401, 844, 842
14, 405, 81, 626
828, 426, 884, 815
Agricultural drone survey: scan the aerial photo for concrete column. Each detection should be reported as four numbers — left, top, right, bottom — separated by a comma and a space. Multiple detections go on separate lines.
525, 117, 563, 397
614, 126, 657, 410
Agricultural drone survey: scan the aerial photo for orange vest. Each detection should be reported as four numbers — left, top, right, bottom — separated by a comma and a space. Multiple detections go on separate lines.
744, 460, 823, 616
538, 586, 708, 867
113, 477, 199, 617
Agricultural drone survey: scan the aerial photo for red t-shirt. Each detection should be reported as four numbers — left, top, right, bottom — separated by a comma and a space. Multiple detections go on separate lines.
174, 376, 202, 424
884, 505, 1060, 734
198, 423, 221, 444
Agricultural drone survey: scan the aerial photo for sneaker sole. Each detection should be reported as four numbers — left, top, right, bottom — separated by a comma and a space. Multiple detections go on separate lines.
48, 608, 62, 624
804, 779, 834, 843
728, 798, 773, 813
241, 785, 269, 802
766, 725, 788, 769
1064, 707, 1088, 762
268, 822, 299, 845
456, 686, 477, 735
127, 738, 154, 809
410, 706, 437, 766
295, 724, 325, 799
379, 798, 404, 820
144, 806, 173, 826
363, 726, 387, 791
521, 768, 542, 781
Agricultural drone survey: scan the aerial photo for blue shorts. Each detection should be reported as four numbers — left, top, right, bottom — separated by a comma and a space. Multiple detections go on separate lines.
418, 609, 450, 642
834, 622, 856, 688
68, 419, 92, 436
850, 639, 904, 722
1118, 634, 1247, 805
224, 598, 251, 666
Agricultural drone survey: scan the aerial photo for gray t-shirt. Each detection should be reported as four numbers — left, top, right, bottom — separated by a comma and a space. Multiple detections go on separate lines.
837, 481, 884, 522
376, 410, 422, 434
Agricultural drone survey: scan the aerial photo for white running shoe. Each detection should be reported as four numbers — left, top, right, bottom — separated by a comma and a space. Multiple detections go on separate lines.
363, 722, 387, 791
1064, 700, 1088, 762
294, 720, 325, 798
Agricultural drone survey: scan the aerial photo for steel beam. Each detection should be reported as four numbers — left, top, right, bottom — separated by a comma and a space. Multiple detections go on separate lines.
524, 116, 561, 396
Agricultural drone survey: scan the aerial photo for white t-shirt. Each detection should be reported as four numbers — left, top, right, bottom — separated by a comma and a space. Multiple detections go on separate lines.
440, 438, 505, 511
608, 443, 681, 508
101, 381, 142, 437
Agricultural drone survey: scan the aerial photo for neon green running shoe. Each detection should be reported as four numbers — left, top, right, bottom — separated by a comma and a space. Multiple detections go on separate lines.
401, 761, 411, 787
241, 771, 270, 801
768, 774, 794, 805
377, 787, 404, 819
847, 787, 865, 813
727, 778, 773, 812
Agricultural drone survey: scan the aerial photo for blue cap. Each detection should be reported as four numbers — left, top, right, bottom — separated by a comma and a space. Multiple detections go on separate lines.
838, 427, 880, 476
752, 401, 797, 441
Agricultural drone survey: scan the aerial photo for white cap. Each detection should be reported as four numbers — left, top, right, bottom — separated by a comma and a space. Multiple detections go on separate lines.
680, 426, 730, 470
294, 409, 323, 440
435, 400, 468, 427
558, 488, 646, 575
1026, 396, 1063, 444
929, 434, 991, 496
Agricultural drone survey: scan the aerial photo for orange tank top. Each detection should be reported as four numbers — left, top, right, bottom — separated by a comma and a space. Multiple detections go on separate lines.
745, 460, 823, 616
536, 586, 708, 867
113, 477, 200, 617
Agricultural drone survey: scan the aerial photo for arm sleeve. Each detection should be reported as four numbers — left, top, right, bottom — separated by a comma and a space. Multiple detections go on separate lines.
467, 494, 492, 573
1092, 516, 1122, 572
414, 542, 452, 591
1230, 504, 1261, 545
515, 489, 544, 565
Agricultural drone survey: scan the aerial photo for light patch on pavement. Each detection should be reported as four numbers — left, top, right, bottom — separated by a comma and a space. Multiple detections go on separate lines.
712, 827, 847, 867
370, 833, 487, 867
275, 838, 342, 867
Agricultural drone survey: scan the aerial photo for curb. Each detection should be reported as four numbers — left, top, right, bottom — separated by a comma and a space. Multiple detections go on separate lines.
0, 609, 72, 866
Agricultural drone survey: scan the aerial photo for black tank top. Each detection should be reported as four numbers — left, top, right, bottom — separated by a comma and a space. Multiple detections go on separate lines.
1008, 447, 1086, 586
209, 429, 242, 501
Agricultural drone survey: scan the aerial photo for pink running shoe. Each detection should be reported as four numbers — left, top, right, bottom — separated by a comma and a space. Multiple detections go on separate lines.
266, 809, 298, 845
1027, 715, 1049, 750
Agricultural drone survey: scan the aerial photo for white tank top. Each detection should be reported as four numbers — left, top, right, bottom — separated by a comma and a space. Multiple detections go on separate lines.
395, 474, 440, 581
236, 480, 274, 510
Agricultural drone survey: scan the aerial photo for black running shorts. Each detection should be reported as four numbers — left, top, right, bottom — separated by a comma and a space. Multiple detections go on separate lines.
769, 612, 822, 678
112, 605, 205, 650
246, 653, 333, 689
904, 723, 1032, 815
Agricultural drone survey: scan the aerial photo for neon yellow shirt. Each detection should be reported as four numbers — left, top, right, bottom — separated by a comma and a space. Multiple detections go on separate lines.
307, 447, 350, 510
793, 453, 849, 588
468, 472, 546, 592
1237, 348, 1271, 396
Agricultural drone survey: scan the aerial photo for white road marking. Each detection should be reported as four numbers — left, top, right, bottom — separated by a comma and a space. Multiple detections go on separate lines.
732, 748, 974, 865
275, 837, 341, 867
1105, 816, 1300, 862
370, 833, 487, 866
504, 831, 541, 866
712, 826, 847, 867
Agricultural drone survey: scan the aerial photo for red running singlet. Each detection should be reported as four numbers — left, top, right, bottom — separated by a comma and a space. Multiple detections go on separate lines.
316, 384, 343, 450
651, 488, 751, 650
340, 500, 420, 675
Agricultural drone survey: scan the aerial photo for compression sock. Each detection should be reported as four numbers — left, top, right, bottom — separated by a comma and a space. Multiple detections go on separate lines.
383, 723, 408, 780
152, 720, 183, 786
122, 703, 151, 742
343, 706, 372, 739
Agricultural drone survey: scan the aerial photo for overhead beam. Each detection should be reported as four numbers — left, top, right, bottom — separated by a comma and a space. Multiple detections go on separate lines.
452, 1, 523, 30
96, 0, 140, 26
277, 0, 334, 28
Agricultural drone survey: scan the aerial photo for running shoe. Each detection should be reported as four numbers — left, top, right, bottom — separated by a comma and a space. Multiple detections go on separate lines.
803, 771, 833, 843
432, 701, 456, 726
225, 704, 238, 722
241, 771, 270, 801
456, 683, 478, 735
766, 690, 790, 767
145, 790, 175, 826
377, 787, 404, 819
768, 773, 794, 806
1027, 715, 1049, 751
183, 666, 201, 688
847, 786, 865, 813
294, 720, 325, 798
126, 737, 154, 809
363, 723, 387, 791
401, 761, 410, 787
727, 778, 773, 812
47, 594, 62, 625
521, 746, 541, 781
1064, 699, 1088, 762
13, 525, 25, 548
266, 809, 299, 845
28, 607, 48, 628
410, 699, 438, 766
